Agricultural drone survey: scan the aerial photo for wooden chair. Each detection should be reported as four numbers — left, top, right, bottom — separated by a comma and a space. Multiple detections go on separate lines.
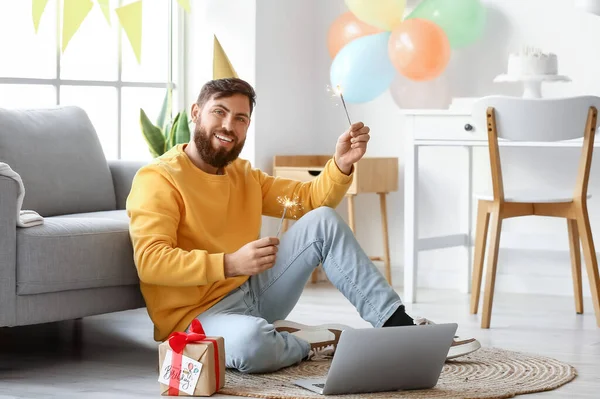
469, 96, 600, 329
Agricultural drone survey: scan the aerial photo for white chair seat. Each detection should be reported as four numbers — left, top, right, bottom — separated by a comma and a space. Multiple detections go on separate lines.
475, 189, 592, 203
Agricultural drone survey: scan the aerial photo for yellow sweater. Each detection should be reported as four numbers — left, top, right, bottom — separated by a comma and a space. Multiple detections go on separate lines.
126, 144, 353, 341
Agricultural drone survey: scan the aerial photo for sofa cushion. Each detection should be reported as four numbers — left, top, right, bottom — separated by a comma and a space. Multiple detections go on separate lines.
16, 210, 139, 295
0, 106, 117, 217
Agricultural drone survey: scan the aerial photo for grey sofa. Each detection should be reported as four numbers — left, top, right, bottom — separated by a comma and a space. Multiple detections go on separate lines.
0, 106, 146, 328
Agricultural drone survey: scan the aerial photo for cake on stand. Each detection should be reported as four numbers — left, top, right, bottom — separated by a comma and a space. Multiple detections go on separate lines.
493, 74, 571, 99
494, 47, 571, 98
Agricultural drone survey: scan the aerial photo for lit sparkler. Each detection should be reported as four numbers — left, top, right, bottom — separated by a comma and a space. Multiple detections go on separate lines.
276, 196, 301, 238
328, 84, 352, 126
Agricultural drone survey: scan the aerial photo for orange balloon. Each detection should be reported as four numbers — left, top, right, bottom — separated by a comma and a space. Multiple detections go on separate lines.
328, 11, 383, 59
388, 18, 451, 81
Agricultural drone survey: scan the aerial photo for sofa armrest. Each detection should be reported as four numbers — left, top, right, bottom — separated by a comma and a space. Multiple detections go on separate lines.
108, 160, 147, 210
0, 176, 18, 326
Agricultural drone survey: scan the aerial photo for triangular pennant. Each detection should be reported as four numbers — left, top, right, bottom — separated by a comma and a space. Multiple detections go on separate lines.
97, 0, 111, 25
32, 0, 49, 33
62, 0, 94, 53
116, 0, 142, 64
213, 35, 238, 79
176, 0, 191, 14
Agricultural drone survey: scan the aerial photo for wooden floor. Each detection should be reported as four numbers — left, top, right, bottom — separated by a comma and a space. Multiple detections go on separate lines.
1, 285, 599, 398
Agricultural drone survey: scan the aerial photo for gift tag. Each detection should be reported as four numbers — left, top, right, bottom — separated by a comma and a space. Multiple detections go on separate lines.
158, 350, 203, 395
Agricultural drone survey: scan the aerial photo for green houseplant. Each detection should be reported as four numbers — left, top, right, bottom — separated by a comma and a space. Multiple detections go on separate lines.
140, 91, 191, 158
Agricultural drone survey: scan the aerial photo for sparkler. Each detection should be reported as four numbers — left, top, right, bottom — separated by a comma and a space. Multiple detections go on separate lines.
276, 196, 301, 238
334, 85, 352, 126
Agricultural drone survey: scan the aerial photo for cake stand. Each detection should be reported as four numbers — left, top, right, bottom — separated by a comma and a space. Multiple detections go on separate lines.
493, 74, 571, 98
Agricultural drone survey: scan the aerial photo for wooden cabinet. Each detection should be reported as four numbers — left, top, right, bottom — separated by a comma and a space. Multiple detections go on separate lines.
273, 155, 398, 195
272, 155, 399, 285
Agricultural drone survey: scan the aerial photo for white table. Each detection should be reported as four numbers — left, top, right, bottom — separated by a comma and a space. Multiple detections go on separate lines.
402, 108, 600, 303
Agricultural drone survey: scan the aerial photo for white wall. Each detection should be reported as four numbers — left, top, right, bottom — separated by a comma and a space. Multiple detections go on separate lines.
254, 0, 323, 172
186, 0, 600, 298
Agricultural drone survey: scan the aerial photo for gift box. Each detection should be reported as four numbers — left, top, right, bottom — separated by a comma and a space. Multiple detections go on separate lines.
158, 319, 225, 396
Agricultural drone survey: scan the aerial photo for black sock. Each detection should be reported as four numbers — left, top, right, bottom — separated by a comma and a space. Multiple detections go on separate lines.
382, 305, 415, 327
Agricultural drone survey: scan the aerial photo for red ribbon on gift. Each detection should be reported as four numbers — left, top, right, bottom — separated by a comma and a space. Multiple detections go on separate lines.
166, 319, 221, 396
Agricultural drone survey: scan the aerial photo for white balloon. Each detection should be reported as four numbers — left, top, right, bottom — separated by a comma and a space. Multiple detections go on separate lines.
389, 73, 452, 109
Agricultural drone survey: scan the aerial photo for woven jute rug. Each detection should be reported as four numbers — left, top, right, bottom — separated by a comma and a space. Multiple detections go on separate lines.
219, 348, 576, 399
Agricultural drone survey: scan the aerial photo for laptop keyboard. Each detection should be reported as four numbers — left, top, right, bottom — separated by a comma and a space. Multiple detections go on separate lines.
313, 383, 326, 388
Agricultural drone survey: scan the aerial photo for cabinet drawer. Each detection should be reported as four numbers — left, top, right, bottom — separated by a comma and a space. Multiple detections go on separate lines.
275, 166, 359, 193
412, 115, 486, 141
274, 167, 323, 182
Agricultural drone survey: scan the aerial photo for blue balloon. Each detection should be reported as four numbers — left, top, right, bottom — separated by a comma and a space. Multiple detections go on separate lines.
330, 32, 395, 104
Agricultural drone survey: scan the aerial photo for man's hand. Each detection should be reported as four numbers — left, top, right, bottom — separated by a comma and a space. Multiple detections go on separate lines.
334, 122, 370, 175
224, 237, 279, 277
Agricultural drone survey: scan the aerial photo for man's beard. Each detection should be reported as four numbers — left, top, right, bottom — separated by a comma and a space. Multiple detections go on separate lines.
193, 124, 245, 169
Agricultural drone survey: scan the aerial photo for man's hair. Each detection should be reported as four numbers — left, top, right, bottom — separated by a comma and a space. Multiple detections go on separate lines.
196, 78, 257, 115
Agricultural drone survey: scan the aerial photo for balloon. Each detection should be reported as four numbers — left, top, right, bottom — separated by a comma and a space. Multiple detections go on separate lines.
406, 0, 486, 49
390, 73, 451, 109
330, 32, 396, 103
388, 19, 451, 81
328, 12, 383, 59
344, 0, 406, 31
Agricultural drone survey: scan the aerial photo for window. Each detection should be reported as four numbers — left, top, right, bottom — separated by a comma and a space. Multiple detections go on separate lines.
0, 0, 183, 161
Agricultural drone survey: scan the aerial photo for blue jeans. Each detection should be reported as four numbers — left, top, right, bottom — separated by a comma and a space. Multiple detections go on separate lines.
191, 207, 403, 373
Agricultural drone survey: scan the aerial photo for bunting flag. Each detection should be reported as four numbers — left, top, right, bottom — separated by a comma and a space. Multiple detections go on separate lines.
213, 35, 238, 79
97, 0, 111, 25
62, 0, 94, 53
176, 0, 191, 14
32, 0, 49, 33
116, 0, 143, 64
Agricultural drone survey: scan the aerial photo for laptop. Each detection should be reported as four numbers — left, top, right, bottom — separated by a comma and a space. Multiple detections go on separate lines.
293, 323, 457, 395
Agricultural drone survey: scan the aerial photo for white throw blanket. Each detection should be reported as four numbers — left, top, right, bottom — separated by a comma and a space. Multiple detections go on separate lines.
0, 162, 44, 227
